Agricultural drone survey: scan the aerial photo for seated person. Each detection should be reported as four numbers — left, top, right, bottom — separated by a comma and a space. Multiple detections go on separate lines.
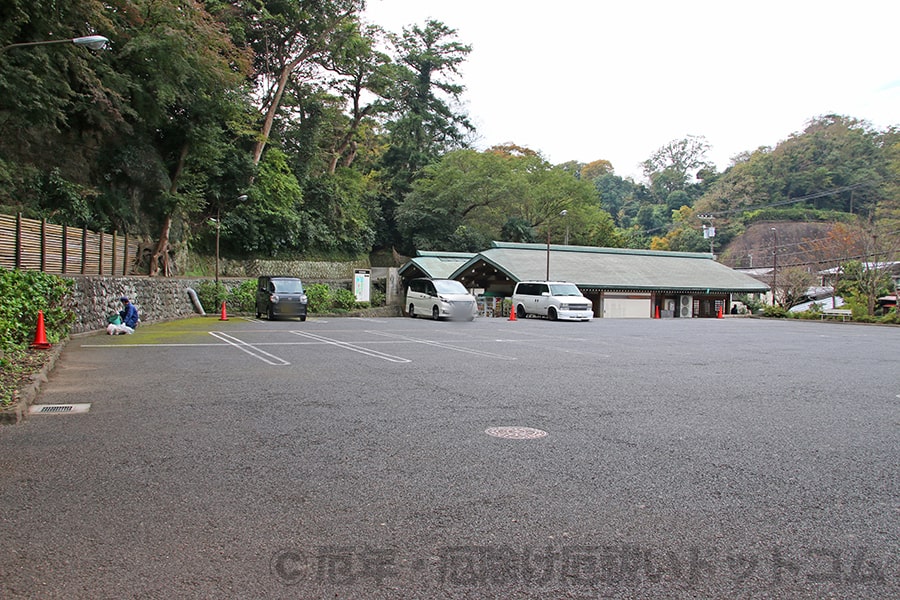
107, 296, 139, 335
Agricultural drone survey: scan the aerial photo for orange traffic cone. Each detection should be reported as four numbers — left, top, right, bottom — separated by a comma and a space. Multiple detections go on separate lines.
508, 305, 517, 321
219, 300, 228, 321
717, 307, 723, 319
31, 310, 51, 349
655, 306, 660, 319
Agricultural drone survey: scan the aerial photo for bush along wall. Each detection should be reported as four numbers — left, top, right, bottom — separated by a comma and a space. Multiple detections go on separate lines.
0, 267, 75, 353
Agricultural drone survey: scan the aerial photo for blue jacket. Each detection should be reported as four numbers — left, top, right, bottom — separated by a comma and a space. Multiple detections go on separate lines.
120, 303, 139, 328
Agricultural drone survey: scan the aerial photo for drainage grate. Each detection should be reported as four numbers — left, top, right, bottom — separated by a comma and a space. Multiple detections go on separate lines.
485, 426, 548, 440
29, 403, 91, 415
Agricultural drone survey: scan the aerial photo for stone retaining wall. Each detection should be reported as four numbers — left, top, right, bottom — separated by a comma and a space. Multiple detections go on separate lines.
65, 266, 402, 334
213, 257, 371, 280
66, 276, 217, 334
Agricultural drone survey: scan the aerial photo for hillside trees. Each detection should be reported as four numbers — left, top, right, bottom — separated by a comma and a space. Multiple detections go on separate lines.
112, 0, 254, 275
239, 0, 365, 166
377, 20, 474, 250
695, 116, 891, 220
0, 0, 124, 220
396, 148, 621, 252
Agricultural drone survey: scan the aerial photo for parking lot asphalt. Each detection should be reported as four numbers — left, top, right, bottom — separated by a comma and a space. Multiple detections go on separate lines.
1, 315, 898, 599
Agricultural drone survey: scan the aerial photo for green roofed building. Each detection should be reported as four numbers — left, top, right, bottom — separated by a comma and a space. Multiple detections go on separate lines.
398, 251, 476, 280
439, 242, 769, 318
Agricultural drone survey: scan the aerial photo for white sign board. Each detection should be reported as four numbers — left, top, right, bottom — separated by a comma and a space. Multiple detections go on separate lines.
354, 269, 371, 302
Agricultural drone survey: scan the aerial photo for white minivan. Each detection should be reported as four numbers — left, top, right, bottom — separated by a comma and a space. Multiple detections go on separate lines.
512, 281, 594, 321
406, 278, 478, 321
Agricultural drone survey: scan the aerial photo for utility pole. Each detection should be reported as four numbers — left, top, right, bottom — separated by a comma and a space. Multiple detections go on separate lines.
771, 227, 778, 306
697, 214, 716, 258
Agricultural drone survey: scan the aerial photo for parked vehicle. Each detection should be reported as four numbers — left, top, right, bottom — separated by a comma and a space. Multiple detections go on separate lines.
256, 276, 308, 321
512, 281, 593, 321
406, 278, 478, 321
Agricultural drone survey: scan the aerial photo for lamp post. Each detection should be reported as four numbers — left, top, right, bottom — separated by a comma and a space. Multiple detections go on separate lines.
210, 194, 247, 286
213, 210, 221, 286
1, 35, 109, 53
771, 227, 778, 306
545, 210, 568, 280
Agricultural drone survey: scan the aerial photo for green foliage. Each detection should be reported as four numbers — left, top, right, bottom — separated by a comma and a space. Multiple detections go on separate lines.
225, 149, 304, 256
195, 279, 256, 314
0, 267, 74, 353
331, 288, 357, 311
743, 207, 856, 224
305, 283, 332, 313
762, 305, 788, 318
397, 148, 621, 252
227, 279, 257, 313
735, 294, 766, 314
304, 283, 375, 312
298, 169, 377, 255
196, 281, 228, 313
696, 116, 892, 223
879, 309, 900, 325
369, 289, 386, 307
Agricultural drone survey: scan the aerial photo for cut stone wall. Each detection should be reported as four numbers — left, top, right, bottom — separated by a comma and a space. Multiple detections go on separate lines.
66, 276, 214, 334
213, 257, 371, 280
65, 265, 402, 334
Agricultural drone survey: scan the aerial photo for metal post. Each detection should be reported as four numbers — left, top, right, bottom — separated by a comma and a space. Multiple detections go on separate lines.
771, 228, 778, 306
215, 206, 220, 286
545, 226, 550, 281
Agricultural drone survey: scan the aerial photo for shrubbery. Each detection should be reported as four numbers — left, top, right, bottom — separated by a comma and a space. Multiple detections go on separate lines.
762, 305, 788, 318
0, 268, 74, 407
331, 288, 357, 311
0, 267, 74, 354
196, 279, 257, 314
304, 283, 331, 313
195, 279, 385, 315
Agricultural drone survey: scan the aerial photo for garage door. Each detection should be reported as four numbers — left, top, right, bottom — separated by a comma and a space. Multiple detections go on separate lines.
602, 293, 651, 318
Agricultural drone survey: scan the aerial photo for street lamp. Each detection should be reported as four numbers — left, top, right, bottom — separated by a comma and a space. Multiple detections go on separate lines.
210, 194, 247, 285
771, 227, 778, 306
545, 210, 568, 280
1, 35, 110, 53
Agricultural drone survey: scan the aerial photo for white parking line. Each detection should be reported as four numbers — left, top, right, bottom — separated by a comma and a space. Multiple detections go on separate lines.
367, 331, 517, 360
290, 330, 411, 363
208, 331, 290, 366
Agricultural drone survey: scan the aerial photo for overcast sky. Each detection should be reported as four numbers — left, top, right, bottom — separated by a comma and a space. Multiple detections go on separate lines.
362, 0, 899, 180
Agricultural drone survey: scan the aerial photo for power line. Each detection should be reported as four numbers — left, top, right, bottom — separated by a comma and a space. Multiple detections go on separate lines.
703, 183, 872, 218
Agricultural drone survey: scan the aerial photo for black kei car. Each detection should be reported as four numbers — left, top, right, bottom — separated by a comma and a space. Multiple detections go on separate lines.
255, 275, 308, 321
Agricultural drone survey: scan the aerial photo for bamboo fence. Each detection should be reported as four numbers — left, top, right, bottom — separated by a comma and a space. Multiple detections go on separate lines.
0, 213, 139, 275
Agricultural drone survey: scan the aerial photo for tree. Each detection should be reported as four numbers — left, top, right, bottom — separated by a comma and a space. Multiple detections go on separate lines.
319, 24, 391, 174
108, 0, 253, 275
642, 135, 712, 195
377, 19, 473, 249
581, 160, 614, 181
695, 116, 891, 220
396, 148, 621, 252
776, 267, 816, 309
382, 20, 473, 165
240, 0, 365, 165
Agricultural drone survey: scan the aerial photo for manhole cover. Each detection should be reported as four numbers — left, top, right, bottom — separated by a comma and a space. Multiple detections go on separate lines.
485, 426, 548, 439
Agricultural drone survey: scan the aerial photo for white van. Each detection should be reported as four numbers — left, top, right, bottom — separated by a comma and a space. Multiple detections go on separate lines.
406, 278, 478, 321
512, 281, 594, 321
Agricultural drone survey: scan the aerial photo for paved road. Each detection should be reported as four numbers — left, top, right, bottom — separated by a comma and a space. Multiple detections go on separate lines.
1, 315, 898, 599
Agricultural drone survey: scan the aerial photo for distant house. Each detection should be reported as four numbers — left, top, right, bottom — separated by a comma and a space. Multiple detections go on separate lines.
401, 242, 770, 319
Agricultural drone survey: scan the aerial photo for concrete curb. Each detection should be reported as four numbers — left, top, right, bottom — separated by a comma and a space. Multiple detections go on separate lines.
0, 338, 68, 426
